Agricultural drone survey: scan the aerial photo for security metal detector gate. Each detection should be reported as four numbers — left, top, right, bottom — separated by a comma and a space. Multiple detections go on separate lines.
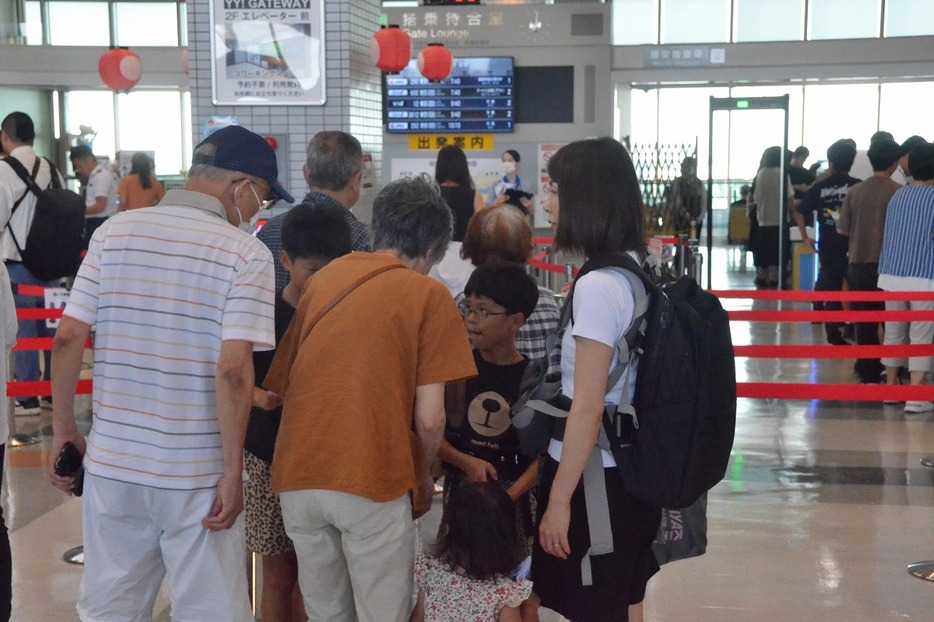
706, 95, 790, 288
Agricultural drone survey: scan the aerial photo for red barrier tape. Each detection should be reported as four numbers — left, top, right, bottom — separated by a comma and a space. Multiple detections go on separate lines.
533, 238, 554, 246
12, 337, 92, 352
527, 259, 567, 275
729, 310, 934, 322
711, 289, 934, 302
738, 383, 934, 401
15, 308, 63, 320
11, 284, 53, 298
6, 379, 92, 398
734, 344, 934, 358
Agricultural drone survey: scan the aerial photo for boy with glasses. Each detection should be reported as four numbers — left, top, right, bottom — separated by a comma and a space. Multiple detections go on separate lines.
440, 262, 540, 559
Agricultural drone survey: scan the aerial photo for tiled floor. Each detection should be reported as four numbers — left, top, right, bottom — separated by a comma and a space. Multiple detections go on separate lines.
5, 244, 934, 621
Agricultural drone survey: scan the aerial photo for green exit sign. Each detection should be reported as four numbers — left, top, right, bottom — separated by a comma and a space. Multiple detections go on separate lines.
736, 100, 750, 109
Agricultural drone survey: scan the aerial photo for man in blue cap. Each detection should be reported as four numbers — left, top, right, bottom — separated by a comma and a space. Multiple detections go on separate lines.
50, 125, 292, 621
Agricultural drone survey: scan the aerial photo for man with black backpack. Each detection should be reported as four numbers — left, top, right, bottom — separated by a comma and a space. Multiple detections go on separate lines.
0, 111, 65, 415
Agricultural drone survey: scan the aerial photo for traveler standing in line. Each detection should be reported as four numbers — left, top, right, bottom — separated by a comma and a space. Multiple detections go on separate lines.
263, 176, 477, 622
535, 137, 661, 622
244, 203, 352, 622
750, 146, 794, 288
836, 138, 903, 384
50, 125, 288, 621
257, 131, 370, 291
0, 265, 18, 622
70, 144, 117, 248
429, 145, 487, 297
116, 152, 164, 210
877, 142, 934, 414
459, 205, 561, 361
794, 139, 861, 344
0, 111, 64, 414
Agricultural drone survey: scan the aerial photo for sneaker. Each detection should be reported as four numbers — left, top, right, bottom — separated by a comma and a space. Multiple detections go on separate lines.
905, 401, 934, 414
39, 397, 53, 409
14, 398, 40, 416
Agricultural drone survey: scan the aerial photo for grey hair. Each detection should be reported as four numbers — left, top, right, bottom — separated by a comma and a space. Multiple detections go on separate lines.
305, 131, 363, 191
371, 175, 452, 263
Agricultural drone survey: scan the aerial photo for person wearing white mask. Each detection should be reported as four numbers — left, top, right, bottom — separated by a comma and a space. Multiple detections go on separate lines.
50, 124, 289, 621
492, 150, 534, 215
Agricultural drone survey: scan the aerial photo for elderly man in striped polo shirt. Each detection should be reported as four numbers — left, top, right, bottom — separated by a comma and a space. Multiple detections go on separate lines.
49, 125, 291, 622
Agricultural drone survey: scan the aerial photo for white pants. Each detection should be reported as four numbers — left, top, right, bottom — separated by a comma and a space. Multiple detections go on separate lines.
280, 489, 415, 622
881, 298, 934, 373
78, 474, 254, 622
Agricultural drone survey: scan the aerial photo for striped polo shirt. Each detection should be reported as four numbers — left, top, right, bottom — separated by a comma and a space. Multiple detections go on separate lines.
878, 186, 934, 281
64, 189, 276, 490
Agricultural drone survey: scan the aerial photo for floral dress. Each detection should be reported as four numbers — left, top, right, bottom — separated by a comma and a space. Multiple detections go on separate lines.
416, 554, 533, 622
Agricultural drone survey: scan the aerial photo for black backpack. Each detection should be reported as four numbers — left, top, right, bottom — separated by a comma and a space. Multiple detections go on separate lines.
513, 252, 736, 510
591, 253, 736, 509
4, 156, 86, 281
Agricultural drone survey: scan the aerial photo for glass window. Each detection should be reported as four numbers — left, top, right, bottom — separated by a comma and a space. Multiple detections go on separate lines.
116, 91, 185, 176
884, 0, 934, 37
115, 2, 179, 47
727, 85, 805, 182
629, 88, 659, 146
656, 86, 730, 178
661, 0, 730, 44
801, 83, 879, 165
808, 0, 880, 40
24, 1, 42, 45
613, 0, 657, 45
878, 82, 934, 147
64, 91, 116, 164
48, 1, 110, 46
734, 0, 805, 42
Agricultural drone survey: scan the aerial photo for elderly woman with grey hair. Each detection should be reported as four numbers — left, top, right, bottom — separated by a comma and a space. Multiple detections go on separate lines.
263, 175, 477, 622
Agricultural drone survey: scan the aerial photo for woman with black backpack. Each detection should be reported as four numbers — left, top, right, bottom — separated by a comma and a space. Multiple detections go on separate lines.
534, 137, 661, 622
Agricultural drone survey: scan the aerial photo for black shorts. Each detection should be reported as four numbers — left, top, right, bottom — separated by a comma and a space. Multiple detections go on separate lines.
531, 455, 661, 622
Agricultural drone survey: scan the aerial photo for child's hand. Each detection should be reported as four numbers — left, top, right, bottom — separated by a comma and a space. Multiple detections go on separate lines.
464, 456, 497, 483
253, 387, 282, 411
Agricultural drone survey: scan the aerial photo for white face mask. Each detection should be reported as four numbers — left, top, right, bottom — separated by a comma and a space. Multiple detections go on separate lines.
502, 162, 517, 175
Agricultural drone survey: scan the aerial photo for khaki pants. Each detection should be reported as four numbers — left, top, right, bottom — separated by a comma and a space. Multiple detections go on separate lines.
280, 489, 415, 622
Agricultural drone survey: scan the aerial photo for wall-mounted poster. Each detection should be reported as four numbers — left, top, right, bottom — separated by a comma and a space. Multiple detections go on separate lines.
210, 0, 326, 106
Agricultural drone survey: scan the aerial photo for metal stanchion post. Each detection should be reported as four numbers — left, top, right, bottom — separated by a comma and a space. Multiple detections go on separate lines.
692, 248, 704, 289
677, 234, 689, 277
564, 263, 574, 291
544, 246, 554, 292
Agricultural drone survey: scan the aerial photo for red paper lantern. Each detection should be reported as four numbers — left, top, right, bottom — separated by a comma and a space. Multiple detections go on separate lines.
99, 48, 142, 92
371, 25, 411, 74
417, 43, 453, 83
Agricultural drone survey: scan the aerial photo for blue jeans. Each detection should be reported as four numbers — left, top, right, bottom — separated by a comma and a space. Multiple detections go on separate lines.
5, 262, 57, 400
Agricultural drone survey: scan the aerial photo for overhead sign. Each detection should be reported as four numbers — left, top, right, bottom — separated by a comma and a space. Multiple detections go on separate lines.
210, 0, 326, 106
407, 135, 494, 151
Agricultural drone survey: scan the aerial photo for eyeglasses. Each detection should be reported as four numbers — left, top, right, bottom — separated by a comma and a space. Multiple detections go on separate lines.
458, 301, 511, 321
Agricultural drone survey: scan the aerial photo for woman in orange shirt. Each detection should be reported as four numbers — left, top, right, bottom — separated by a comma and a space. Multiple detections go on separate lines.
116, 152, 164, 210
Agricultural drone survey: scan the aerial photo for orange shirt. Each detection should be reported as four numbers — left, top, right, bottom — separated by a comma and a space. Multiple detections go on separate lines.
265, 253, 477, 502
116, 174, 165, 210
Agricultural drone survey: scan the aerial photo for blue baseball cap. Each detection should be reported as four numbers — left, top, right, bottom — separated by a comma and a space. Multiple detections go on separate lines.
193, 125, 294, 203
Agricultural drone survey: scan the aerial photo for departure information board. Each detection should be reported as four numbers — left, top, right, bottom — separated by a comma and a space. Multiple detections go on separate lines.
384, 57, 514, 134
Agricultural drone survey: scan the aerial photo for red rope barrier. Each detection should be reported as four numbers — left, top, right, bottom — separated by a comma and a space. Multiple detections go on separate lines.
15, 308, 64, 320
729, 310, 934, 322
738, 383, 934, 401
527, 259, 569, 275
12, 337, 92, 352
711, 289, 934, 301
6, 379, 92, 398
735, 344, 934, 359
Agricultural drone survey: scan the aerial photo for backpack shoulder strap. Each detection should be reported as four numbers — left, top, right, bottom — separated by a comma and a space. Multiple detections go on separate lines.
42, 158, 63, 190
3, 157, 42, 253
3, 156, 43, 197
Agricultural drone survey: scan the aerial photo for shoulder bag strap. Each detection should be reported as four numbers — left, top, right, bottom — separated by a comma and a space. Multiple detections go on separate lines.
302, 263, 405, 336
